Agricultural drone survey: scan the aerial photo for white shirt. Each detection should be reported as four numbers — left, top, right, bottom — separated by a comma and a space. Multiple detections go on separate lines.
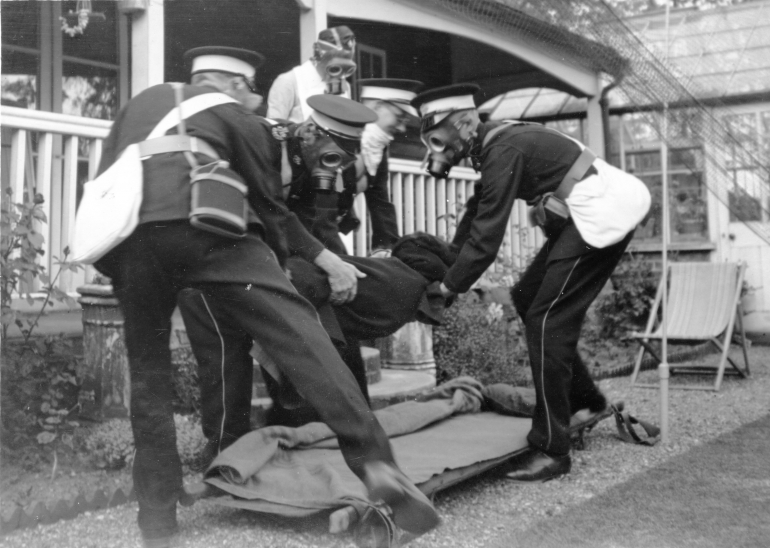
266, 60, 352, 123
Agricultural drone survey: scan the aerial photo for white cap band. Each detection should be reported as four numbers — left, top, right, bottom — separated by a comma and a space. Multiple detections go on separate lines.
309, 110, 364, 138
361, 86, 419, 116
361, 86, 416, 104
419, 94, 476, 117
191, 55, 255, 79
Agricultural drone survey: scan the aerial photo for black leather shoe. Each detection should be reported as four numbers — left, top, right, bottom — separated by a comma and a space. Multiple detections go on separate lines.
363, 461, 441, 535
505, 449, 571, 483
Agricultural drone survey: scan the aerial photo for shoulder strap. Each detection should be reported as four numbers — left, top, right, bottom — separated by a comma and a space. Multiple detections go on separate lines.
146, 86, 238, 140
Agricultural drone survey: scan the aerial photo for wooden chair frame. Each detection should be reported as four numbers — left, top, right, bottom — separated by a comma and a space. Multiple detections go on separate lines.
630, 262, 750, 392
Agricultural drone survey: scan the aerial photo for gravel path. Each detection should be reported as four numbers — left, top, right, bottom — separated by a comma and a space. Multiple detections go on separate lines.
2, 346, 768, 548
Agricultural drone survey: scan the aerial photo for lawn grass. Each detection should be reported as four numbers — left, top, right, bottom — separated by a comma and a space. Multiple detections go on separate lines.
498, 412, 770, 548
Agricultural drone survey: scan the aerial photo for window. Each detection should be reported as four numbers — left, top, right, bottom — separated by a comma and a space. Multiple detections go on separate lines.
356, 43, 387, 80
1, 1, 127, 119
723, 110, 770, 223
1, 2, 40, 109
612, 112, 709, 245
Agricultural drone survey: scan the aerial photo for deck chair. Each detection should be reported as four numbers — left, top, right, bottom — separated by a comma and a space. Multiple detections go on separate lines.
629, 261, 750, 391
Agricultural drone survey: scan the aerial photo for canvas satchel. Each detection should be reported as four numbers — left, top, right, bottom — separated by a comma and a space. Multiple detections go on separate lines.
71, 143, 144, 264
72, 87, 237, 264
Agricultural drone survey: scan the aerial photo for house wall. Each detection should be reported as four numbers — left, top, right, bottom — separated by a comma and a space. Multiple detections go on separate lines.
327, 16, 453, 89
164, 0, 300, 97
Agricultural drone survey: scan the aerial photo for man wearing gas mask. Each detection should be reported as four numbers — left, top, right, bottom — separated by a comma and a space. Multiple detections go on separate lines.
412, 84, 651, 483
292, 79, 422, 258
92, 44, 441, 545
267, 25, 357, 123
334, 78, 424, 257
253, 80, 423, 424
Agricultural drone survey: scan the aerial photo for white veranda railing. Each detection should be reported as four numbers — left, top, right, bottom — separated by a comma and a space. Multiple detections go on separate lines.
350, 158, 544, 282
1, 105, 111, 296
1, 108, 543, 297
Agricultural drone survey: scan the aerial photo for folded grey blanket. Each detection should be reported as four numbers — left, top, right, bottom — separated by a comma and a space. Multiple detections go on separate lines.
203, 378, 537, 517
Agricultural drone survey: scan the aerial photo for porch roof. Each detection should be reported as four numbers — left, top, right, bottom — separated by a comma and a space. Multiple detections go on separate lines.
411, 0, 627, 79
329, 0, 622, 98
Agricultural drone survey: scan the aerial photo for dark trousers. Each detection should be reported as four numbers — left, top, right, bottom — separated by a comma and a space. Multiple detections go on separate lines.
108, 223, 393, 539
511, 225, 633, 456
176, 288, 255, 451
178, 291, 371, 434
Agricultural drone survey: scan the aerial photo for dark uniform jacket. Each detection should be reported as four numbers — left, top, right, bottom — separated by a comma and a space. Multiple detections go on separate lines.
446, 121, 597, 293
338, 149, 400, 251
96, 83, 291, 265
284, 138, 399, 256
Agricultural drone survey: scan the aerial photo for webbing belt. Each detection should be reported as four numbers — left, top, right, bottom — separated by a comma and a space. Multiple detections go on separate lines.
138, 134, 220, 161
553, 147, 596, 201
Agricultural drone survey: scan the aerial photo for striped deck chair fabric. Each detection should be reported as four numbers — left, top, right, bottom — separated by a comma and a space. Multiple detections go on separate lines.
630, 262, 750, 391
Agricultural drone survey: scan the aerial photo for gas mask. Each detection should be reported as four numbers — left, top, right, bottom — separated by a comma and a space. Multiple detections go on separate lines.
323, 59, 357, 95
420, 115, 475, 179
300, 127, 357, 193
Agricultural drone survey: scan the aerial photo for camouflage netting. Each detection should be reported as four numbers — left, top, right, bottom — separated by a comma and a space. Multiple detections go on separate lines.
420, 0, 770, 245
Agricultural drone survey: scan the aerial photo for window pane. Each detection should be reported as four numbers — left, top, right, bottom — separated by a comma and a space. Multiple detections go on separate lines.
1, 2, 39, 109
669, 147, 702, 171
60, 1, 117, 65
62, 74, 118, 120
724, 112, 758, 168
671, 174, 708, 242
761, 111, 770, 160
728, 168, 765, 222
634, 174, 662, 242
667, 108, 702, 144
622, 113, 660, 149
2, 70, 37, 110
1, 1, 39, 50
626, 151, 661, 174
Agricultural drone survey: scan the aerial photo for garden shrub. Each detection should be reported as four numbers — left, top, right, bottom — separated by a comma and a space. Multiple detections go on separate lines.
595, 253, 659, 340
1, 337, 86, 451
433, 252, 660, 384
83, 414, 206, 470
433, 292, 532, 387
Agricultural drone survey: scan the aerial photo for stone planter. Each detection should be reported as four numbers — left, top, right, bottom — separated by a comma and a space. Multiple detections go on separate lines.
377, 321, 436, 373
76, 284, 131, 421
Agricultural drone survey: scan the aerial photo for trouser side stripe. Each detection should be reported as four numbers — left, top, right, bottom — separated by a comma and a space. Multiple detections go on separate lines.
198, 293, 227, 454
539, 256, 581, 452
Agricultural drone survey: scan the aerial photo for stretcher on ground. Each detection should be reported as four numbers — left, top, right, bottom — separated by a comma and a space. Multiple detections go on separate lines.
184, 379, 653, 547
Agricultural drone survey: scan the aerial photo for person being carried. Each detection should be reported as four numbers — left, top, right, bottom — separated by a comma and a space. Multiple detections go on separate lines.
411, 84, 651, 483
95, 46, 439, 547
